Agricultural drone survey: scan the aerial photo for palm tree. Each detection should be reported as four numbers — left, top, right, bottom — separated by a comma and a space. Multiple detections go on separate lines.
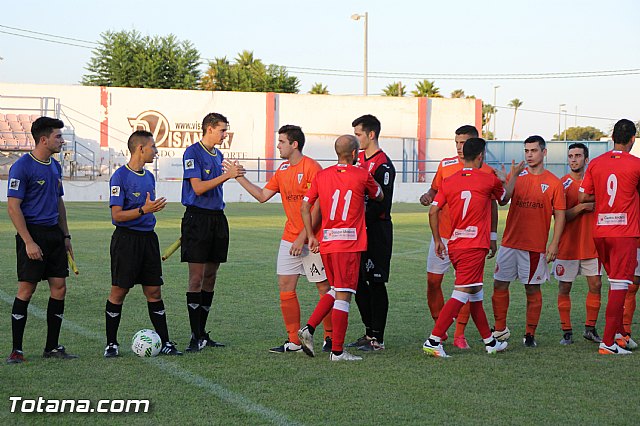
411, 79, 442, 97
482, 104, 496, 138
450, 89, 465, 98
383, 81, 406, 97
508, 98, 523, 140
308, 82, 329, 94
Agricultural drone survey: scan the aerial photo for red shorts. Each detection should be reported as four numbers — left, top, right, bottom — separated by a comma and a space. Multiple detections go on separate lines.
594, 237, 637, 283
321, 252, 361, 293
449, 248, 488, 287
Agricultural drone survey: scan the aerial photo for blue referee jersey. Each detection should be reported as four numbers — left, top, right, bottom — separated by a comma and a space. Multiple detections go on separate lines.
109, 165, 157, 231
181, 141, 225, 210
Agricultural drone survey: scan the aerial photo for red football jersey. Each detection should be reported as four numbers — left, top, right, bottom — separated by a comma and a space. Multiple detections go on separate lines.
557, 174, 597, 260
304, 164, 381, 254
432, 168, 505, 250
579, 150, 640, 238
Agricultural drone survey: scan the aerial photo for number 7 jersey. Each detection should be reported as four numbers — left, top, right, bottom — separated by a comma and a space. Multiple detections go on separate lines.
579, 150, 640, 238
304, 163, 381, 254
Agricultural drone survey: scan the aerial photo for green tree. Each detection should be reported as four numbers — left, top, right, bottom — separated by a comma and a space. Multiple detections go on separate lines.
383, 81, 406, 97
483, 104, 496, 139
508, 98, 523, 140
411, 79, 442, 97
553, 126, 606, 141
82, 30, 200, 89
450, 89, 465, 98
309, 83, 329, 94
200, 50, 299, 93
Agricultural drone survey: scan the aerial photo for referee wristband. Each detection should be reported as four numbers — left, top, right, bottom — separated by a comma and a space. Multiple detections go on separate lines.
138, 207, 145, 216
64, 235, 71, 240
490, 232, 498, 241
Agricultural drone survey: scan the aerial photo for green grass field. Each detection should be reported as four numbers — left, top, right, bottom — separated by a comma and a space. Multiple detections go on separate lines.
1, 202, 639, 425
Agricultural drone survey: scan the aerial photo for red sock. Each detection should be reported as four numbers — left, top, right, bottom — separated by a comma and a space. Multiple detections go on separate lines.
492, 288, 510, 331
623, 284, 638, 335
469, 301, 492, 340
525, 291, 542, 336
308, 291, 335, 329
331, 300, 349, 352
427, 273, 444, 321
557, 294, 572, 331
585, 291, 601, 328
280, 291, 300, 345
454, 302, 470, 338
604, 289, 627, 346
319, 291, 333, 340
432, 298, 465, 338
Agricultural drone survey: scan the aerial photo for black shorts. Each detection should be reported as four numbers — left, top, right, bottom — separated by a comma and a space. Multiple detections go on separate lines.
181, 206, 229, 264
361, 220, 393, 283
110, 227, 163, 288
16, 224, 69, 283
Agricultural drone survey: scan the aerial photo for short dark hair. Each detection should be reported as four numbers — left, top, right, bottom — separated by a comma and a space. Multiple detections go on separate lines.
568, 142, 589, 158
463, 137, 486, 161
128, 130, 153, 153
202, 113, 229, 135
278, 125, 305, 152
524, 135, 546, 149
455, 125, 479, 138
31, 116, 64, 145
612, 119, 636, 145
352, 114, 381, 140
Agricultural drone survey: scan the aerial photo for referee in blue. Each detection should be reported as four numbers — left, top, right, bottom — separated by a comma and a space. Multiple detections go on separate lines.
104, 130, 182, 357
6, 117, 77, 363
181, 113, 244, 352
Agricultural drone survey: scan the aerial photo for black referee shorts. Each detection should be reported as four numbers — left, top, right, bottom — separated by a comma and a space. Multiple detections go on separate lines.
16, 224, 69, 284
180, 206, 229, 264
110, 227, 163, 288
361, 220, 393, 283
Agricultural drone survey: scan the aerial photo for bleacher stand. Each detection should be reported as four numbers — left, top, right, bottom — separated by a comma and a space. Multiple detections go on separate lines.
0, 113, 36, 151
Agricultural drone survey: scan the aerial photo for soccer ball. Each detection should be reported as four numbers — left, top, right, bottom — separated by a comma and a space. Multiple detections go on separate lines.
131, 329, 162, 357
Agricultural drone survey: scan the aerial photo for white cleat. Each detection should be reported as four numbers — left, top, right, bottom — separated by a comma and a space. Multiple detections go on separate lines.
329, 351, 362, 361
598, 342, 632, 355
485, 339, 508, 354
492, 327, 511, 342
298, 326, 315, 357
422, 340, 450, 358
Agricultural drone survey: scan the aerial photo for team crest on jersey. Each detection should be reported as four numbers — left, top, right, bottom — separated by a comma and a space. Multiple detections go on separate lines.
518, 169, 528, 177
442, 159, 458, 167
368, 162, 376, 172
297, 173, 303, 184
36, 180, 45, 186
132, 192, 141, 198
205, 169, 211, 174
111, 186, 121, 197
562, 178, 573, 190
184, 159, 195, 170
541, 183, 549, 193
555, 264, 565, 277
9, 178, 20, 190
279, 163, 290, 171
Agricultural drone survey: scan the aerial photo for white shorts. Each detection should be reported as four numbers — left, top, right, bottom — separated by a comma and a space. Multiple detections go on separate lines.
493, 246, 549, 285
276, 240, 327, 283
635, 249, 640, 277
553, 258, 602, 282
427, 237, 451, 274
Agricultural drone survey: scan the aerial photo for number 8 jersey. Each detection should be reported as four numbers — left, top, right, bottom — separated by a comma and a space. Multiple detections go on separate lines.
304, 163, 381, 254
579, 150, 640, 238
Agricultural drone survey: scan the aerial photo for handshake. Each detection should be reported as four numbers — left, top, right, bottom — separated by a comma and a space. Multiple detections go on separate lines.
222, 160, 246, 179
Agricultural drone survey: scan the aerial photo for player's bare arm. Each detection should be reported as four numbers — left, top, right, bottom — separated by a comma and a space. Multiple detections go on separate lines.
7, 197, 42, 261
428, 204, 446, 259
190, 161, 245, 196
488, 200, 498, 259
420, 188, 437, 206
578, 192, 595, 203
300, 200, 318, 253
57, 197, 73, 258
565, 202, 594, 222
546, 209, 566, 262
498, 160, 525, 206
226, 160, 276, 203
112, 192, 167, 222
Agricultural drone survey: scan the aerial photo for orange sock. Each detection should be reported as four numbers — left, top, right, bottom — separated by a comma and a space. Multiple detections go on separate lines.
526, 291, 543, 336
427, 273, 445, 321
454, 302, 470, 338
623, 283, 638, 335
492, 288, 510, 331
279, 291, 301, 345
557, 294, 572, 331
319, 291, 333, 340
585, 291, 601, 328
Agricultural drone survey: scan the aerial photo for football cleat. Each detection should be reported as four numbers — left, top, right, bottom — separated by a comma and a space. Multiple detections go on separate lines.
329, 351, 362, 361
615, 334, 638, 350
583, 327, 602, 343
269, 340, 302, 353
453, 336, 471, 349
202, 332, 225, 348
160, 341, 183, 356
298, 326, 315, 357
345, 335, 371, 348
492, 327, 511, 342
422, 339, 450, 358
6, 350, 25, 364
104, 343, 119, 358
322, 337, 332, 353
358, 338, 385, 352
626, 336, 638, 350
185, 336, 206, 353
523, 334, 537, 348
43, 345, 79, 359
598, 342, 632, 355
485, 339, 508, 354
560, 331, 574, 345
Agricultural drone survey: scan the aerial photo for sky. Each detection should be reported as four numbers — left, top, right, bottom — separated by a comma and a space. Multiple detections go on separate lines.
1, 0, 639, 140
